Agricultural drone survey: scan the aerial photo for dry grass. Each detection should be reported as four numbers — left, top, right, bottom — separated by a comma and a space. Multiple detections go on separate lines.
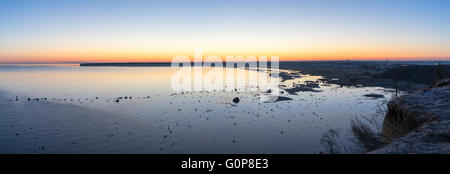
320, 97, 395, 153
350, 117, 386, 151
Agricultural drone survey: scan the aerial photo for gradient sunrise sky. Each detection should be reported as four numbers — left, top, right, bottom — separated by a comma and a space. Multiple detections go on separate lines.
0, 0, 449, 63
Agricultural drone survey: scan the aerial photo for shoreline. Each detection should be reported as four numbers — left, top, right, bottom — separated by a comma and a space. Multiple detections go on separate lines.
79, 61, 449, 92
1, 62, 448, 154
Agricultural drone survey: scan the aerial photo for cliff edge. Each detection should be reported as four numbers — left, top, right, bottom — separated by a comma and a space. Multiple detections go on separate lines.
371, 79, 450, 153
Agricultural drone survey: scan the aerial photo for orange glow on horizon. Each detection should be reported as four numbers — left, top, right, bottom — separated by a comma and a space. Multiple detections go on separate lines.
1, 55, 449, 64
1, 51, 449, 63
1, 42, 449, 63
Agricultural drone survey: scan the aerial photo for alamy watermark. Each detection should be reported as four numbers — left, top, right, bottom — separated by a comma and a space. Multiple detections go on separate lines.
170, 49, 281, 102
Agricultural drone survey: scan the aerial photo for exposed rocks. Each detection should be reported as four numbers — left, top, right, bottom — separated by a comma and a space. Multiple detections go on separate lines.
363, 93, 385, 99
232, 97, 240, 104
275, 96, 293, 102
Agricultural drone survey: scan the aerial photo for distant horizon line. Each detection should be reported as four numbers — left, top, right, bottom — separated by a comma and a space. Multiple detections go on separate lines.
2, 56, 450, 64
2, 59, 450, 65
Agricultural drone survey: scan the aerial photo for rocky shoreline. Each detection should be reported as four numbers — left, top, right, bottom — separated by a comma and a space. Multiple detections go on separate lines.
279, 61, 449, 92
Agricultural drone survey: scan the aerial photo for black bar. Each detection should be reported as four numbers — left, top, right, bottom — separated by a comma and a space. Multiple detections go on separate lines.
0, 154, 447, 173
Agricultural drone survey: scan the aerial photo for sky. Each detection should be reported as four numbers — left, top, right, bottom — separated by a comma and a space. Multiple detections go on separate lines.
0, 0, 449, 63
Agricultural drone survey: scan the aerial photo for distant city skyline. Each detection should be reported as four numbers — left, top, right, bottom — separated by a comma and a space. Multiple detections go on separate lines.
1, 0, 450, 63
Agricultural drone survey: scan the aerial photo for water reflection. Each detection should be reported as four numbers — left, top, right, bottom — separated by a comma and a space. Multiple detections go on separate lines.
0, 64, 392, 153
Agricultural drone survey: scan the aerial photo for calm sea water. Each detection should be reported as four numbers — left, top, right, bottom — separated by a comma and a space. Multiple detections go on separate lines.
0, 64, 392, 153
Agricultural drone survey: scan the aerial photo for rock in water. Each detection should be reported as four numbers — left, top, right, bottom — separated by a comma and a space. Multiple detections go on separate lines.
233, 97, 240, 104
